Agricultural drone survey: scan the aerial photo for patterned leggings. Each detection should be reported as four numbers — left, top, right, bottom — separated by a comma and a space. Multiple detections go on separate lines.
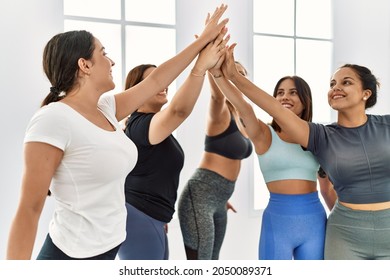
178, 168, 235, 260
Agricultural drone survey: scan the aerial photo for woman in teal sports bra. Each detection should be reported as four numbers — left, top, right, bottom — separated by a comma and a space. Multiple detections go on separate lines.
208, 56, 336, 259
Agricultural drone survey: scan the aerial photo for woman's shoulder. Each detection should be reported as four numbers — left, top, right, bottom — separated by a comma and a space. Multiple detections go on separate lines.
368, 114, 390, 123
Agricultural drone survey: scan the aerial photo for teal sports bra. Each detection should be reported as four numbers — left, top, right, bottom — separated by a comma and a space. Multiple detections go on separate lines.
258, 126, 319, 183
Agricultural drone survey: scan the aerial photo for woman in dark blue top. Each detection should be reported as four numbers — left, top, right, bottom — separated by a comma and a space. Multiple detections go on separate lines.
118, 17, 230, 260
222, 44, 390, 260
178, 62, 252, 260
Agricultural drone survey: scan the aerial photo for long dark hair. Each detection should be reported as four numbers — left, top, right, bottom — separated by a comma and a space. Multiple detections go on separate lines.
270, 76, 313, 132
41, 30, 95, 107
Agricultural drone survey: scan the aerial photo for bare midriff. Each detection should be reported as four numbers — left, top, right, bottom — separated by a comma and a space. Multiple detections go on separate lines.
198, 152, 241, 182
340, 201, 390, 211
266, 179, 317, 195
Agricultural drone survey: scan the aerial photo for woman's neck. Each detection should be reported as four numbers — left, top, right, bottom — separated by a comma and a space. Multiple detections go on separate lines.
337, 111, 368, 127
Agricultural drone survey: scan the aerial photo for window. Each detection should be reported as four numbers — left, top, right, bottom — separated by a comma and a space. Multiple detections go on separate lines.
252, 0, 333, 211
63, 0, 176, 98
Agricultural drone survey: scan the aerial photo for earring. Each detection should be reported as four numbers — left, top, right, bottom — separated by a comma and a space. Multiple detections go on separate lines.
363, 97, 368, 100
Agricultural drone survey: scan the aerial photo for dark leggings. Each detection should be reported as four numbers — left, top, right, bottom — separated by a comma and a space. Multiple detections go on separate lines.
36, 234, 120, 260
178, 168, 235, 260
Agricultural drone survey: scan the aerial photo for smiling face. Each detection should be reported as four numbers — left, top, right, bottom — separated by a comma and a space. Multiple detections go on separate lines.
89, 38, 116, 93
328, 67, 370, 112
275, 78, 305, 118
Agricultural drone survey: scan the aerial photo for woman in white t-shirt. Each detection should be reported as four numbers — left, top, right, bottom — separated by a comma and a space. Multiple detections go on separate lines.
6, 4, 228, 260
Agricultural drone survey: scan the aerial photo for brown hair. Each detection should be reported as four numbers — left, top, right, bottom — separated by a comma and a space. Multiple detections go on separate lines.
271, 76, 313, 132
41, 30, 95, 107
124, 64, 157, 90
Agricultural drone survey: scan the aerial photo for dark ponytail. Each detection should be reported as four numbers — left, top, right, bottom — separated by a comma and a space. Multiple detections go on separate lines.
41, 30, 95, 107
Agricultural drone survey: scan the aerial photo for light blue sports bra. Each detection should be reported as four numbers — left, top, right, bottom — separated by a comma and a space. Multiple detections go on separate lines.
258, 126, 319, 183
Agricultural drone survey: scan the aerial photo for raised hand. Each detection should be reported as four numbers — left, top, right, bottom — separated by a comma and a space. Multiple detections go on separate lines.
197, 4, 229, 44
221, 43, 240, 80
193, 28, 230, 75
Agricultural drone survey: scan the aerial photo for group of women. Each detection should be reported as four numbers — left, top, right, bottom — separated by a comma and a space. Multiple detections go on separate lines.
6, 4, 390, 260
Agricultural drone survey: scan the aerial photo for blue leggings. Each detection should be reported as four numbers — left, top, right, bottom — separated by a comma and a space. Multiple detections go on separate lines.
118, 203, 169, 260
259, 191, 327, 260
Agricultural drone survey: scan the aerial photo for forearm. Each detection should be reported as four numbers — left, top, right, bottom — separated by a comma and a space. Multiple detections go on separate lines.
213, 75, 249, 115
318, 176, 337, 211
148, 38, 210, 91
168, 72, 206, 118
7, 209, 40, 259
115, 38, 210, 121
208, 72, 225, 102
229, 73, 309, 146
213, 75, 262, 139
230, 73, 282, 119
322, 189, 337, 211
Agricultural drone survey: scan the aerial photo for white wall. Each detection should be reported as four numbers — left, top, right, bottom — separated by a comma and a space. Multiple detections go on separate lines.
1, 0, 390, 260
332, 0, 390, 116
0, 0, 63, 258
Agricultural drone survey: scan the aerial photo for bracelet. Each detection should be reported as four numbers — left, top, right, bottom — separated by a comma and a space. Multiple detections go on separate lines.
191, 69, 205, 77
213, 73, 223, 78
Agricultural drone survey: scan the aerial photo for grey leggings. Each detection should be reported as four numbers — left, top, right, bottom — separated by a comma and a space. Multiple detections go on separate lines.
325, 201, 390, 260
178, 168, 235, 260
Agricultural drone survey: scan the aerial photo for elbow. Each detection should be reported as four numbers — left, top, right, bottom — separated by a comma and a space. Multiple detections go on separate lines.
172, 107, 192, 120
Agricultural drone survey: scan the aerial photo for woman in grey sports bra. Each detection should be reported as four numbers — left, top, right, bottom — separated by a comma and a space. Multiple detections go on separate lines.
222, 46, 390, 260
178, 62, 252, 260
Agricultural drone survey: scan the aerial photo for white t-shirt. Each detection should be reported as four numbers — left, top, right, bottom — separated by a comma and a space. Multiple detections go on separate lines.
24, 94, 137, 258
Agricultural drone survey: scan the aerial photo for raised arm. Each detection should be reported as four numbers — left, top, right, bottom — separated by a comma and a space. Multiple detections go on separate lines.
114, 4, 229, 121
148, 30, 229, 144
207, 68, 230, 126
221, 44, 310, 147
213, 76, 271, 154
208, 58, 271, 154
6, 143, 63, 259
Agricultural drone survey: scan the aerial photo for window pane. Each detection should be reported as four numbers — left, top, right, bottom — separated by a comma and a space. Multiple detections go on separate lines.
253, 36, 295, 94
64, 0, 121, 20
125, 26, 176, 97
64, 20, 123, 93
125, 0, 175, 24
253, 0, 294, 36
253, 35, 294, 134
125, 26, 175, 71
296, 39, 332, 123
296, 0, 332, 39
